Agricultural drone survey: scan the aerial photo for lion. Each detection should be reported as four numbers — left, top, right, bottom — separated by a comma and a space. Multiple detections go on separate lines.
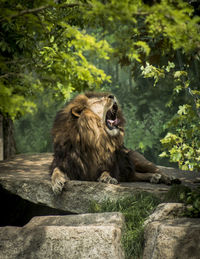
50, 92, 180, 194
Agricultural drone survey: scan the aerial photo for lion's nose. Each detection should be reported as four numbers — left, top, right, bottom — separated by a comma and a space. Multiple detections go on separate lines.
108, 95, 114, 99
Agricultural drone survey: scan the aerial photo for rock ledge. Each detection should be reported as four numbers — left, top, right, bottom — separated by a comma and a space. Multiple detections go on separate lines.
0, 153, 199, 214
0, 212, 125, 259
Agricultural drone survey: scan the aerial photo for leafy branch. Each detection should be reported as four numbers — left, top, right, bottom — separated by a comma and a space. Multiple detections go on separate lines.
1, 3, 80, 21
0, 73, 24, 79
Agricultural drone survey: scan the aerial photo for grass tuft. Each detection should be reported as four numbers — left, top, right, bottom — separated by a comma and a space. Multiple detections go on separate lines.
89, 192, 160, 259
163, 184, 191, 202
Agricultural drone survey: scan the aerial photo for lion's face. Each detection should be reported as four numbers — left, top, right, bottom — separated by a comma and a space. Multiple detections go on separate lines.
86, 94, 121, 137
52, 92, 125, 145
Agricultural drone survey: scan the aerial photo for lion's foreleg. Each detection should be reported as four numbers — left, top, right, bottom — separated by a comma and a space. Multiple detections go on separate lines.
128, 150, 181, 185
132, 171, 165, 184
51, 167, 69, 195
129, 150, 161, 174
98, 171, 118, 185
133, 171, 180, 185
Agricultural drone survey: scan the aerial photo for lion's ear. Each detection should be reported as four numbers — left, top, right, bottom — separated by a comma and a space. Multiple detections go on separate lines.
71, 107, 83, 117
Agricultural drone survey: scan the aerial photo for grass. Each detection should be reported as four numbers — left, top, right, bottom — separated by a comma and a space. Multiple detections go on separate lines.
89, 192, 161, 259
163, 184, 191, 203
89, 185, 196, 258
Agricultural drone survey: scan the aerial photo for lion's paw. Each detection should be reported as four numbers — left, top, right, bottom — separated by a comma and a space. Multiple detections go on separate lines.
52, 177, 66, 195
108, 177, 118, 185
51, 168, 67, 195
150, 173, 162, 184
161, 174, 181, 185
150, 173, 181, 185
98, 171, 118, 185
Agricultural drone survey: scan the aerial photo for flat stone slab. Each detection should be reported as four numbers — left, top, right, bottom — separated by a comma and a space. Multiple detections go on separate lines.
0, 154, 199, 214
0, 212, 125, 259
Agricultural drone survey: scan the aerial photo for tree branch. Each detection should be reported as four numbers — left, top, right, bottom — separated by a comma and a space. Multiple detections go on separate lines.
2, 3, 80, 20
11, 5, 51, 19
4, 59, 27, 64
0, 73, 23, 79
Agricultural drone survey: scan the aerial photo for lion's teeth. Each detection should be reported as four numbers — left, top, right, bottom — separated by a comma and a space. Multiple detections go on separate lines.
107, 119, 115, 125
107, 118, 120, 126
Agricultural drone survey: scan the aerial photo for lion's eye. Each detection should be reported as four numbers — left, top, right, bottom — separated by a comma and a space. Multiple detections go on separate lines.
108, 95, 114, 99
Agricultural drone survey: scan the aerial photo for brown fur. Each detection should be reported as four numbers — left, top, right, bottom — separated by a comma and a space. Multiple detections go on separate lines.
50, 92, 180, 194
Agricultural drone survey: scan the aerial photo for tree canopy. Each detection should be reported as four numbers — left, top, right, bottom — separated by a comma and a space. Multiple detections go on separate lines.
0, 0, 111, 118
1, 0, 200, 170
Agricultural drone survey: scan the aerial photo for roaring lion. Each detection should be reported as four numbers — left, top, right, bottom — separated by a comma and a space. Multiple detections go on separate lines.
50, 92, 179, 194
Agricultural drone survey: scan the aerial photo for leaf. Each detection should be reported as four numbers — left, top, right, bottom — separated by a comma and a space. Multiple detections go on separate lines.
134, 41, 150, 56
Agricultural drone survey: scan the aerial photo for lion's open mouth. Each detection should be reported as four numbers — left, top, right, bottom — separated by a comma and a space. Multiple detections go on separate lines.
106, 102, 120, 130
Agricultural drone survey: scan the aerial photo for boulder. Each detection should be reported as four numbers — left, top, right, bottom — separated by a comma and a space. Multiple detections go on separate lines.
0, 153, 167, 215
143, 203, 200, 259
144, 202, 187, 225
0, 212, 125, 259
0, 154, 199, 214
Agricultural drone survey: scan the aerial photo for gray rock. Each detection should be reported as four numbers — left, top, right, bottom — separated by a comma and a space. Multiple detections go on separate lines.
0, 154, 199, 214
144, 202, 186, 226
143, 203, 200, 259
0, 154, 169, 214
0, 212, 125, 259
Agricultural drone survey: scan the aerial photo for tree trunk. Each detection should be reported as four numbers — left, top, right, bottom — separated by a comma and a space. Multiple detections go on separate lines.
1, 114, 16, 160
0, 115, 3, 160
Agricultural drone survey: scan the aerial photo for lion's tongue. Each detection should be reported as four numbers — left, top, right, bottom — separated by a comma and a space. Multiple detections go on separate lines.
107, 118, 119, 126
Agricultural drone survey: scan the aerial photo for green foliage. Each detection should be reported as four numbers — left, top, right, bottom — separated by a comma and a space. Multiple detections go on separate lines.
141, 62, 165, 86
163, 185, 200, 218
123, 104, 166, 155
138, 58, 200, 170
160, 85, 200, 171
144, 0, 200, 53
87, 0, 200, 64
163, 184, 191, 203
166, 185, 200, 218
89, 193, 160, 259
181, 187, 200, 218
0, 0, 111, 119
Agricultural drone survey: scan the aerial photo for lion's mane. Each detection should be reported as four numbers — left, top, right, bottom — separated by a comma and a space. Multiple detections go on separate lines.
50, 92, 134, 182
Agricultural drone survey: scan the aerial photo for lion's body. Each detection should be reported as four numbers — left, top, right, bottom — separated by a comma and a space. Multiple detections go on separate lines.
50, 92, 179, 194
